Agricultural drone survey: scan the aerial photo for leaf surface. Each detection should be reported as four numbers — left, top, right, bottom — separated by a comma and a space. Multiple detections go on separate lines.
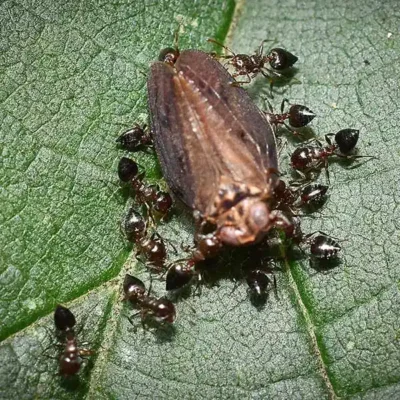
1, 0, 399, 399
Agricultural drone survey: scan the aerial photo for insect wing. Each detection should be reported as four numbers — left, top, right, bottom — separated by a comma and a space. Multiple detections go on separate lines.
148, 61, 200, 208
148, 50, 278, 214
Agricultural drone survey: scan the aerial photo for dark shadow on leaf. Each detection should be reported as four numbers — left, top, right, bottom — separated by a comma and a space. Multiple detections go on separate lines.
59, 375, 81, 391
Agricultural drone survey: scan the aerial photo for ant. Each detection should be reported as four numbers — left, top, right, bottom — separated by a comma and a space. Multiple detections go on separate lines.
116, 124, 153, 151
290, 128, 373, 181
246, 269, 277, 301
304, 232, 342, 261
273, 179, 329, 213
54, 305, 93, 376
282, 218, 342, 265
208, 38, 298, 84
265, 98, 316, 134
118, 157, 173, 217
123, 274, 176, 325
122, 207, 167, 272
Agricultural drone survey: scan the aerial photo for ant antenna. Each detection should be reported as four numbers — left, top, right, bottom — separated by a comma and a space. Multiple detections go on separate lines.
207, 38, 236, 57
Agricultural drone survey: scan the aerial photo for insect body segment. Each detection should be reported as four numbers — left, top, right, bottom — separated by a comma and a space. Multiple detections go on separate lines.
54, 305, 93, 376
306, 233, 341, 260
116, 124, 153, 151
122, 208, 167, 272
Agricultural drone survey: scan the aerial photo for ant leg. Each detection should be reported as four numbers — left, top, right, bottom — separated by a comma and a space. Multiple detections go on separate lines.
281, 98, 290, 113
325, 133, 335, 145
262, 96, 275, 113
305, 231, 343, 242
265, 67, 283, 79
230, 73, 252, 86
192, 273, 203, 297
269, 210, 292, 231
282, 122, 304, 138
289, 169, 310, 184
272, 274, 279, 300
173, 25, 180, 51
323, 157, 331, 184
146, 273, 153, 297
335, 153, 377, 165
128, 311, 141, 326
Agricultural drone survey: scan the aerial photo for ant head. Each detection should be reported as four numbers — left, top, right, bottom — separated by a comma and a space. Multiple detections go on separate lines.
158, 47, 180, 66
54, 305, 76, 331
195, 234, 222, 260
118, 157, 139, 182
273, 179, 289, 196
166, 263, 193, 291
334, 129, 359, 154
154, 298, 176, 323
268, 48, 298, 70
123, 274, 146, 299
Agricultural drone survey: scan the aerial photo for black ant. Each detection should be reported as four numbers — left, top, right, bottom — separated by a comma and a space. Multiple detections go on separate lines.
118, 157, 173, 216
54, 305, 93, 376
291, 129, 373, 181
266, 98, 316, 133
273, 180, 329, 213
304, 232, 342, 261
284, 220, 342, 264
116, 124, 153, 151
123, 274, 176, 325
208, 38, 298, 84
246, 269, 277, 300
122, 207, 167, 272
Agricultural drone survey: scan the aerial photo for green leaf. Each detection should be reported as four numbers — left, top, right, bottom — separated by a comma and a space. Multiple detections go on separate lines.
1, 0, 399, 399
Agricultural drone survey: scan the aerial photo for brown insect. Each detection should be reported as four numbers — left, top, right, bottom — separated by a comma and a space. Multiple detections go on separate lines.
147, 48, 291, 262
